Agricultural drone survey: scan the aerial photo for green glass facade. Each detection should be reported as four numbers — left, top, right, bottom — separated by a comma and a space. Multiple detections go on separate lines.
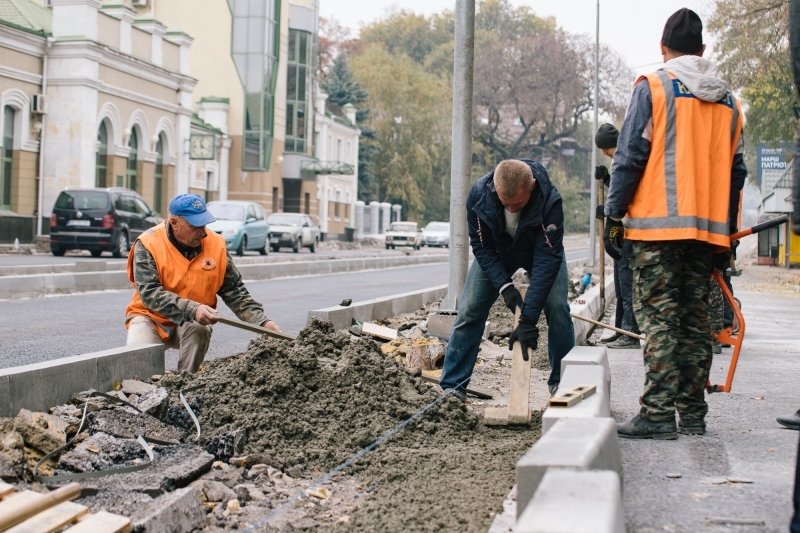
229, 0, 280, 170
285, 29, 310, 154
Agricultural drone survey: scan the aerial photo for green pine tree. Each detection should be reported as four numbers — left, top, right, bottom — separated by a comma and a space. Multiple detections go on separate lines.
321, 55, 378, 202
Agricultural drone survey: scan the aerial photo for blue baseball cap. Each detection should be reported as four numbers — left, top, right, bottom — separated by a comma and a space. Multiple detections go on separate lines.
168, 194, 216, 227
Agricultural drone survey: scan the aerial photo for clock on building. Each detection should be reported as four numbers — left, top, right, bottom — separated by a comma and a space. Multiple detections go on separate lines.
189, 134, 215, 160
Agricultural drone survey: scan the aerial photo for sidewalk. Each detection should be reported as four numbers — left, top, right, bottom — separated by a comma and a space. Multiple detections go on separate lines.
608, 283, 799, 531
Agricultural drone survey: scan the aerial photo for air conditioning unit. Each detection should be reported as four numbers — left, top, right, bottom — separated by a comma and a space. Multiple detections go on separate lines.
131, 0, 148, 6
31, 94, 46, 114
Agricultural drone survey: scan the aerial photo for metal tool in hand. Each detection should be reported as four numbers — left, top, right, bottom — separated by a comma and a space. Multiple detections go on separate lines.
216, 316, 297, 341
706, 214, 789, 393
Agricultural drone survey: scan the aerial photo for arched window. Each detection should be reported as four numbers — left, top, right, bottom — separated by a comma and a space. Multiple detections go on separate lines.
154, 135, 164, 215
1, 106, 14, 208
126, 129, 138, 191
95, 122, 108, 188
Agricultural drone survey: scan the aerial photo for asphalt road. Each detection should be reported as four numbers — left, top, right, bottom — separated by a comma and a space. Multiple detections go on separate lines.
0, 263, 449, 371
610, 287, 799, 531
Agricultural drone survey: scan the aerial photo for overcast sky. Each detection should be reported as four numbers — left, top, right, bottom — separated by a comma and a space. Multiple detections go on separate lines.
320, 0, 713, 75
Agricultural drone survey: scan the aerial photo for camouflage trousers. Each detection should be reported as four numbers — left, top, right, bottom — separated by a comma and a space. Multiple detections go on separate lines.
630, 240, 713, 422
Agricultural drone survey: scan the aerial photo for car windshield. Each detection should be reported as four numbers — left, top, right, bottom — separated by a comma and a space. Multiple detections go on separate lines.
425, 223, 449, 232
55, 191, 109, 210
390, 223, 417, 232
207, 203, 245, 221
269, 214, 301, 226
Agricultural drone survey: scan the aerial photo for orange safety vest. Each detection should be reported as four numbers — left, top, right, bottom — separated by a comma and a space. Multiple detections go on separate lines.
125, 222, 227, 341
624, 70, 743, 247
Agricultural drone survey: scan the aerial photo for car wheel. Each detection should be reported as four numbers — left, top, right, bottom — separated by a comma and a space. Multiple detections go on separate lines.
112, 231, 130, 258
51, 248, 66, 257
385, 244, 390, 250
236, 236, 247, 257
271, 245, 280, 253
414, 244, 420, 251
258, 243, 268, 255
90, 250, 103, 258
293, 238, 301, 253
391, 245, 395, 250
310, 237, 317, 253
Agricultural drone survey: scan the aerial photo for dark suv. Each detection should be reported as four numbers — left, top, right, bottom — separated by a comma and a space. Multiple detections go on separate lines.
49, 188, 162, 258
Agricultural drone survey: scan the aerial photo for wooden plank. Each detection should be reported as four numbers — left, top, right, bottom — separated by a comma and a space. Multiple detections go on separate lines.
63, 511, 131, 533
361, 322, 398, 341
6, 502, 87, 533
548, 392, 582, 408
483, 407, 510, 426
0, 483, 13, 500
0, 483, 81, 532
507, 288, 532, 425
0, 491, 45, 516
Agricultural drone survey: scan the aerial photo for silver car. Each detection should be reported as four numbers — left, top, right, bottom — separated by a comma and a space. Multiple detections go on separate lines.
268, 213, 320, 253
421, 221, 450, 247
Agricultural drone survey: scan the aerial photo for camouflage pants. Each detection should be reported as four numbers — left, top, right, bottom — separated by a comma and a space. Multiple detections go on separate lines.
630, 241, 713, 422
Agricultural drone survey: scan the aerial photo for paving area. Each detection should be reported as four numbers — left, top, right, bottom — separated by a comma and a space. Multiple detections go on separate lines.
597, 265, 799, 532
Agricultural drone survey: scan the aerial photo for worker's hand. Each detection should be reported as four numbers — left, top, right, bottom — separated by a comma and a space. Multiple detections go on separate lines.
603, 217, 624, 261
262, 320, 281, 332
594, 165, 610, 187
595, 205, 605, 220
731, 239, 740, 260
508, 316, 539, 361
501, 286, 524, 313
195, 305, 219, 326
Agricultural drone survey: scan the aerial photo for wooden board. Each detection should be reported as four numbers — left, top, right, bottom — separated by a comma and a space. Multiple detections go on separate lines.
63, 511, 131, 533
507, 288, 531, 424
361, 322, 398, 341
0, 482, 14, 499
0, 491, 45, 516
548, 392, 582, 408
6, 501, 87, 533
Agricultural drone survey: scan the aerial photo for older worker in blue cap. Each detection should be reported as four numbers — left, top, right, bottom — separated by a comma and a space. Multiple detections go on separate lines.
125, 194, 280, 373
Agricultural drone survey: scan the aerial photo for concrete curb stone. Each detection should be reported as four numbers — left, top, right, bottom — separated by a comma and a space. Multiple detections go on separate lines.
514, 469, 625, 533
542, 365, 610, 434
515, 417, 622, 517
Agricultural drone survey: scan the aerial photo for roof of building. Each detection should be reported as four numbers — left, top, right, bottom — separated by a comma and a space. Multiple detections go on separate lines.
0, 0, 51, 36
324, 101, 358, 129
774, 160, 793, 189
191, 114, 223, 135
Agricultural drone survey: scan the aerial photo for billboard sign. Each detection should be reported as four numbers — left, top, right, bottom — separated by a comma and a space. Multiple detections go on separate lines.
757, 144, 789, 195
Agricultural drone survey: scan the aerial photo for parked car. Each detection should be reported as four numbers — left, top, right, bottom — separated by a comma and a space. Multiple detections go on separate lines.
49, 187, 162, 258
267, 213, 320, 253
385, 222, 422, 250
206, 201, 269, 256
421, 221, 450, 247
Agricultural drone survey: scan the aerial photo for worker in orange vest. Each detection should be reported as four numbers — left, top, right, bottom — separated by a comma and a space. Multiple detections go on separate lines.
125, 194, 281, 373
604, 9, 746, 439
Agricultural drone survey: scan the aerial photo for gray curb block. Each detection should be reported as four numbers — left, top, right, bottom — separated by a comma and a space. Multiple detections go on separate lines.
0, 344, 164, 418
307, 285, 449, 330
0, 254, 448, 301
515, 469, 625, 533
570, 272, 616, 345
515, 417, 622, 518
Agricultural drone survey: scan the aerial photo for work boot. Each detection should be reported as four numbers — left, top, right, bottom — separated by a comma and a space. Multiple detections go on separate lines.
617, 415, 678, 440
712, 342, 722, 354
548, 383, 558, 396
599, 332, 622, 344
777, 409, 800, 430
608, 335, 641, 349
678, 417, 706, 435
443, 388, 466, 403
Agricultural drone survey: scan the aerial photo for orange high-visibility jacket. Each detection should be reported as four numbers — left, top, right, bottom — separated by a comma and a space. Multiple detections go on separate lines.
125, 222, 227, 341
624, 71, 743, 247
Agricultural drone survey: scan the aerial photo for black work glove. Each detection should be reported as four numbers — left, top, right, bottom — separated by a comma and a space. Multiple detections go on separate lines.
603, 217, 623, 261
712, 239, 740, 272
501, 286, 524, 313
509, 316, 539, 361
595, 205, 605, 220
594, 165, 610, 187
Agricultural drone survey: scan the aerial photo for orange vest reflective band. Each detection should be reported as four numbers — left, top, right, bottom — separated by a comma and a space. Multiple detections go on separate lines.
125, 222, 227, 341
624, 70, 743, 247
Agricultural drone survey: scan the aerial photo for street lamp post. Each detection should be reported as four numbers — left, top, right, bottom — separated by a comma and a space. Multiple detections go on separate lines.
589, 0, 600, 267
445, 0, 475, 310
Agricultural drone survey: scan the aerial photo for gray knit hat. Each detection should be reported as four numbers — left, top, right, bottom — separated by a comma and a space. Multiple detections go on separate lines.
595, 123, 619, 149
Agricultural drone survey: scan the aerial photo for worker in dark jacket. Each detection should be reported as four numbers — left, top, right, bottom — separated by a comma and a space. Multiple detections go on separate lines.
439, 159, 575, 400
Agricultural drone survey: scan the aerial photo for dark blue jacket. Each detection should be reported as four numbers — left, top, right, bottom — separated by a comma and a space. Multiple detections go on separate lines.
468, 159, 566, 322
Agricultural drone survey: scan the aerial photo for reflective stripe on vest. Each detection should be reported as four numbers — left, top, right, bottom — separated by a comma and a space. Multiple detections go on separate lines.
623, 70, 743, 246
124, 222, 228, 341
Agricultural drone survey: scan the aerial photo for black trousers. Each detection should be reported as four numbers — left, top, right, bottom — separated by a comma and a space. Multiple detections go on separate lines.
793, 433, 800, 533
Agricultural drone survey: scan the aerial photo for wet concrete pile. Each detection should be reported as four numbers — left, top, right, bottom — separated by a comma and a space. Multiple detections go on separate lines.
154, 319, 539, 532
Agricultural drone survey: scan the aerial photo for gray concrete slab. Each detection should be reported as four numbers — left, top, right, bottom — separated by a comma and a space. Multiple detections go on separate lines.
560, 346, 611, 395
0, 344, 163, 417
609, 288, 799, 531
515, 468, 625, 533
516, 417, 622, 518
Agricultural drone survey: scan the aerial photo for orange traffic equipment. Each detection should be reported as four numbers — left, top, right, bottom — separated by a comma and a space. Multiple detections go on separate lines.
706, 214, 789, 393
